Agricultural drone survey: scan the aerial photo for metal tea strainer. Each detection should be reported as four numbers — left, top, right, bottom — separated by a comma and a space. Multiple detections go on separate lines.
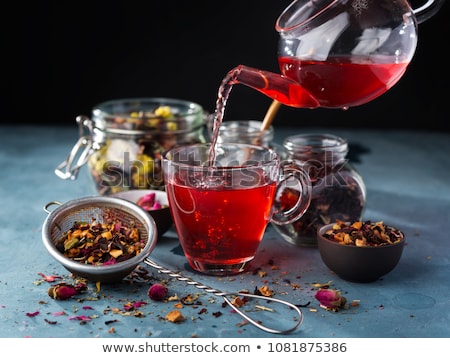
42, 196, 158, 284
42, 196, 303, 334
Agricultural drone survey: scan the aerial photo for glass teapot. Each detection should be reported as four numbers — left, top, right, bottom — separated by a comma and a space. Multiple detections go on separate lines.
221, 0, 444, 109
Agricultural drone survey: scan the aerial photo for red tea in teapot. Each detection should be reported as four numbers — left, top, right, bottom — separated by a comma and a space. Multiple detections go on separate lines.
209, 0, 443, 158
278, 55, 409, 108
209, 0, 445, 114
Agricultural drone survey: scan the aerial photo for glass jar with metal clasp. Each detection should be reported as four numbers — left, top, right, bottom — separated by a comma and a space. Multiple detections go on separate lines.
55, 98, 208, 195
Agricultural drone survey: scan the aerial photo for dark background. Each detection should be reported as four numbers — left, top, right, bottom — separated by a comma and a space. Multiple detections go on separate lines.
7, 0, 448, 131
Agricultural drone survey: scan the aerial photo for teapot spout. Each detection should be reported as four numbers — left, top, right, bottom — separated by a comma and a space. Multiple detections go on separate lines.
226, 65, 320, 109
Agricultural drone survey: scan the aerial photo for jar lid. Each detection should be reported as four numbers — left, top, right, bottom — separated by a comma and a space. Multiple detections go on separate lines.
284, 133, 348, 161
284, 133, 347, 152
217, 120, 274, 144
92, 98, 206, 135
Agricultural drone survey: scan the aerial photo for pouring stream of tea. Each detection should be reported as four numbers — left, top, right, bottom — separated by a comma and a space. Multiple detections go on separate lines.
208, 65, 320, 164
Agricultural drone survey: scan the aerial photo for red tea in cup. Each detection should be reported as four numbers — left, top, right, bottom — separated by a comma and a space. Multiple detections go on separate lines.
163, 143, 311, 275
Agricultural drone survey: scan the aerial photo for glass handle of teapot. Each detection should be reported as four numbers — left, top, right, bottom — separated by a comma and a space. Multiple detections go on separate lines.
412, 0, 445, 24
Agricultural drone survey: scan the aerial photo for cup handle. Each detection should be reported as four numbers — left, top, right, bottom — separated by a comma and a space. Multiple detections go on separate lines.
271, 160, 311, 225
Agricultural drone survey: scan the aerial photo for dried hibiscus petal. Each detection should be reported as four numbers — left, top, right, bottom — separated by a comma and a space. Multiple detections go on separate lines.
26, 311, 40, 317
68, 315, 92, 322
37, 272, 62, 282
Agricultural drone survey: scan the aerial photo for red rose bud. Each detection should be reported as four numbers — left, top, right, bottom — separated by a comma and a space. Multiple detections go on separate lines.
147, 283, 168, 301
137, 193, 156, 210
48, 283, 86, 300
137, 193, 163, 211
314, 288, 346, 309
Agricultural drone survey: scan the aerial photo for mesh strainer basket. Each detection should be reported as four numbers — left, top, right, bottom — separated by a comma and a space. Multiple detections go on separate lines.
42, 196, 158, 283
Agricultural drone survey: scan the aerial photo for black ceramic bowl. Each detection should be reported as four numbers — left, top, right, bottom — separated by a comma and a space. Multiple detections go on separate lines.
109, 190, 173, 237
317, 222, 405, 283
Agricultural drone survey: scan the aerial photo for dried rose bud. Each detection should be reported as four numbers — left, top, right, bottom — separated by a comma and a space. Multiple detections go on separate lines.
48, 283, 86, 300
151, 201, 162, 210
137, 193, 163, 211
147, 283, 168, 301
314, 288, 346, 309
137, 193, 156, 210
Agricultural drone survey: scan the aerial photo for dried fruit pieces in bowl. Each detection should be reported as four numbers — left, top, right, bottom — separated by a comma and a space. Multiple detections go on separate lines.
321, 220, 404, 247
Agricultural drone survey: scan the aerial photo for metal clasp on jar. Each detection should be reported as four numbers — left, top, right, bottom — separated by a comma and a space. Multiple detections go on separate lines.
55, 115, 99, 180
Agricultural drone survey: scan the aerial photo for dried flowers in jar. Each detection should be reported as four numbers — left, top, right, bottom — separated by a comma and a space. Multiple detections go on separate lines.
55, 98, 207, 195
272, 133, 366, 247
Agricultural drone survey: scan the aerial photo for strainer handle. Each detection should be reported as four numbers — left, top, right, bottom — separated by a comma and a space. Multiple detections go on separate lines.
144, 257, 303, 334
43, 201, 62, 214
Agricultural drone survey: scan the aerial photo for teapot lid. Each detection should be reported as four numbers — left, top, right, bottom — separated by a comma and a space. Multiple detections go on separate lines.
276, 0, 342, 34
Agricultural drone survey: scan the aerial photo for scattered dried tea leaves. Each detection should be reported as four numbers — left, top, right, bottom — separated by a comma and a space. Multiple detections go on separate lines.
181, 293, 199, 305
105, 319, 119, 325
44, 318, 58, 325
123, 301, 147, 311
257, 270, 267, 278
26, 311, 40, 317
231, 296, 245, 308
256, 285, 274, 297
236, 320, 249, 327
322, 220, 404, 247
33, 250, 360, 335
254, 305, 274, 312
312, 280, 333, 288
68, 315, 92, 322
167, 294, 180, 302
165, 309, 185, 323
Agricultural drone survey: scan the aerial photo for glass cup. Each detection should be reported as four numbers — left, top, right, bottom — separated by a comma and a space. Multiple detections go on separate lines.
162, 143, 312, 276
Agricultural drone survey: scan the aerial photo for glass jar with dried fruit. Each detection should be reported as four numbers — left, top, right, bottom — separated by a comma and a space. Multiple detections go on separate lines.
272, 133, 366, 247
